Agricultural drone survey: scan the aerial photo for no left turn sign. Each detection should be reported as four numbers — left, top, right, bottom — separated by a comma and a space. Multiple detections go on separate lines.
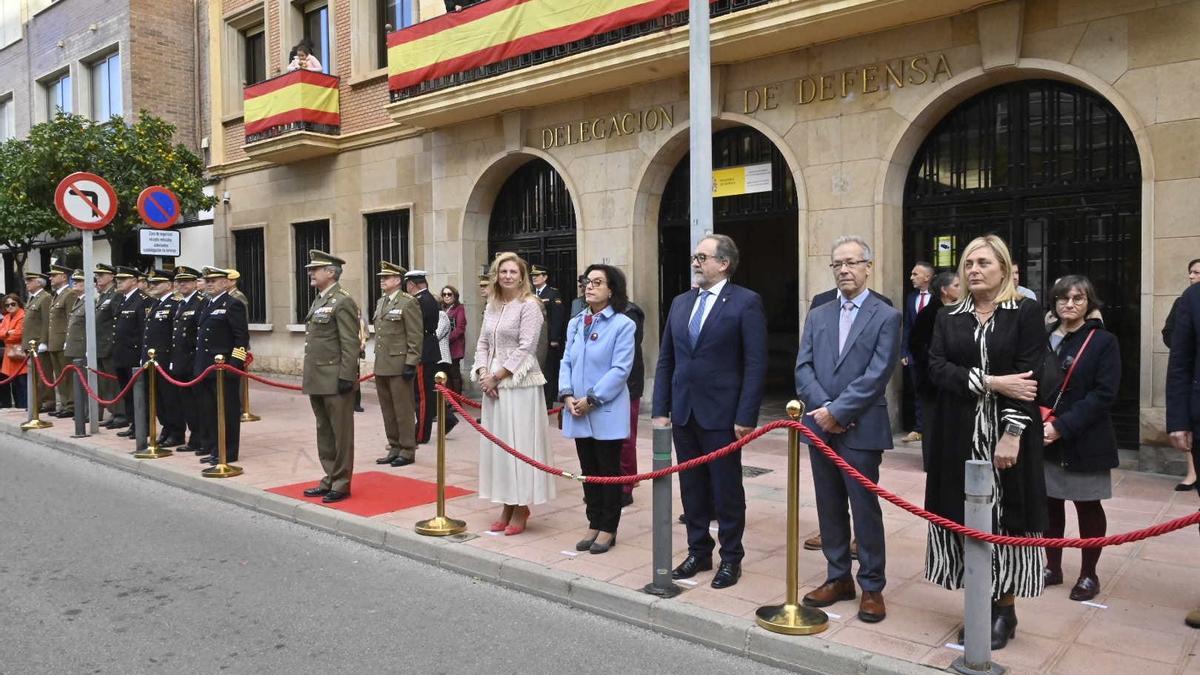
54, 172, 118, 230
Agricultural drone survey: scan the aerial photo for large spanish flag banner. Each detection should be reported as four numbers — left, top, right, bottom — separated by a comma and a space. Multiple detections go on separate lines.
388, 0, 707, 93
244, 70, 340, 137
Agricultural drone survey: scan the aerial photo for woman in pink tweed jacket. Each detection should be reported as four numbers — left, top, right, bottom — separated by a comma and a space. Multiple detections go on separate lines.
472, 252, 557, 534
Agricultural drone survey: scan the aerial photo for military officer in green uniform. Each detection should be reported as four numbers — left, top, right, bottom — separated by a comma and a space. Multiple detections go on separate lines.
46, 264, 77, 417
300, 250, 361, 504
371, 261, 423, 467
23, 271, 53, 413
226, 269, 250, 309
63, 270, 88, 420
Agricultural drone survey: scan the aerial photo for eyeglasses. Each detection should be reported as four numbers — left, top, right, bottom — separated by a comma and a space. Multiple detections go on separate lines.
1055, 295, 1087, 306
690, 253, 724, 264
829, 259, 870, 270
582, 277, 606, 288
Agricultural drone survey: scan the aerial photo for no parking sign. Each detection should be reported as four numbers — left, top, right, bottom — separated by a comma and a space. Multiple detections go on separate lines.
136, 186, 181, 229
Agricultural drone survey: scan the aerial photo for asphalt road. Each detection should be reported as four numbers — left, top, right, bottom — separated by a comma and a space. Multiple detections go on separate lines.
0, 435, 789, 674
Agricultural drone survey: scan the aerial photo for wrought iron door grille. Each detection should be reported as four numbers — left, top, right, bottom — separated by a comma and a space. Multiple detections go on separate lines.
488, 159, 577, 293
233, 228, 267, 323
903, 79, 1141, 446
293, 219, 331, 324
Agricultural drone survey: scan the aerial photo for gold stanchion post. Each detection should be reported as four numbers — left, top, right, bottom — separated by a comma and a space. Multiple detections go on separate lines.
21, 341, 52, 430
756, 400, 828, 636
415, 372, 466, 536
202, 355, 243, 478
134, 349, 172, 459
240, 366, 260, 422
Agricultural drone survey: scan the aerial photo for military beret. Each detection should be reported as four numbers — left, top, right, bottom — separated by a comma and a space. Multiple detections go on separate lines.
377, 260, 408, 277
305, 249, 346, 268
172, 265, 200, 280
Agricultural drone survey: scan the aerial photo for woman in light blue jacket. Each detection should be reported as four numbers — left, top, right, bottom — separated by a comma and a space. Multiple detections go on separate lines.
559, 264, 636, 555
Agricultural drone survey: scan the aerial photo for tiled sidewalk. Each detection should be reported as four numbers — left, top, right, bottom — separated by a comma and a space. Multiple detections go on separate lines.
9, 379, 1200, 675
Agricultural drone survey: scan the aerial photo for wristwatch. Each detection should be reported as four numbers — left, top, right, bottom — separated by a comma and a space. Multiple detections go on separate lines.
1003, 423, 1022, 437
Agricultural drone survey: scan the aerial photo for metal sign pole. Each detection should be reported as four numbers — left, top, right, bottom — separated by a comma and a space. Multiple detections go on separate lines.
688, 0, 713, 251
82, 230, 100, 433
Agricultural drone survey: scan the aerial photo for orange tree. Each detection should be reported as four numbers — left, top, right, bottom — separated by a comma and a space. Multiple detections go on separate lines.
0, 111, 215, 271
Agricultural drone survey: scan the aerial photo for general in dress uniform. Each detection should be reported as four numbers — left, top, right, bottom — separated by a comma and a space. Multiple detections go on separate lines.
94, 264, 123, 426
300, 250, 361, 503
141, 269, 184, 447
169, 266, 205, 453
112, 267, 150, 435
371, 261, 423, 467
23, 271, 52, 412
46, 264, 76, 416
193, 267, 249, 464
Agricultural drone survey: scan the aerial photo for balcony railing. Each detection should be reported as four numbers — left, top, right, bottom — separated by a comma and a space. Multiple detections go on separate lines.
244, 70, 341, 144
387, 0, 770, 102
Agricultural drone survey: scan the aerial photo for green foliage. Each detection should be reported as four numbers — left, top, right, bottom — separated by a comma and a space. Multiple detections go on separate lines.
0, 111, 216, 267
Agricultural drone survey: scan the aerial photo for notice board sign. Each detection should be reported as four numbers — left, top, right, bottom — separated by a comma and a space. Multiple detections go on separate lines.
712, 163, 773, 198
139, 228, 181, 257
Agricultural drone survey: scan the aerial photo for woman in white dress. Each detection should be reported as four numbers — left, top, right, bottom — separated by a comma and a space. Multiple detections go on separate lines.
472, 252, 556, 534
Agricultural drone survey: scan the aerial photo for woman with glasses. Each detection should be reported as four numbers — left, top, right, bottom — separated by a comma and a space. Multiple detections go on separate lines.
440, 286, 466, 394
559, 264, 635, 554
1040, 275, 1119, 602
473, 252, 556, 535
0, 294, 27, 409
925, 235, 1047, 650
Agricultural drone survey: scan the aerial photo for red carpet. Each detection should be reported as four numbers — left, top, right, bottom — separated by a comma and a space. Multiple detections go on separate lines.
267, 471, 473, 517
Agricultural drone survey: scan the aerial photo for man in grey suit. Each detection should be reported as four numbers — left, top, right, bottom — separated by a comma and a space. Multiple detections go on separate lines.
794, 235, 901, 623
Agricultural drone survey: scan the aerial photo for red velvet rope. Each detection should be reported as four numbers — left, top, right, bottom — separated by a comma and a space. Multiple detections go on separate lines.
88, 367, 119, 381
438, 383, 1200, 549
442, 387, 562, 416
33, 355, 144, 406
0, 355, 30, 386
153, 363, 221, 388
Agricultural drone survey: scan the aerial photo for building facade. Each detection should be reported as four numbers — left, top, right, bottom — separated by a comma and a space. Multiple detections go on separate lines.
208, 0, 1200, 463
0, 0, 214, 284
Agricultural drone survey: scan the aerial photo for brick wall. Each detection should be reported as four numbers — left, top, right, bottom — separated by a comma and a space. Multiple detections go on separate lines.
129, 0, 200, 151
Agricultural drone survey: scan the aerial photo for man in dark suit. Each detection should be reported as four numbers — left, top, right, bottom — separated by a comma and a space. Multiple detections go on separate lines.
653, 234, 767, 590
405, 269, 456, 444
194, 267, 250, 465
1166, 282, 1200, 629
169, 267, 204, 453
901, 262, 935, 443
532, 265, 567, 407
795, 235, 901, 623
812, 288, 894, 309
908, 271, 961, 471
112, 267, 150, 438
1163, 258, 1200, 348
141, 269, 183, 447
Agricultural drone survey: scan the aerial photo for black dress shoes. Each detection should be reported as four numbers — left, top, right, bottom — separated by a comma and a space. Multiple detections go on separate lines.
390, 456, 415, 467
322, 491, 350, 503
620, 492, 634, 508
445, 416, 459, 435
376, 455, 399, 465
109, 418, 130, 429
199, 455, 216, 464
303, 486, 330, 497
1069, 576, 1099, 602
710, 562, 741, 589
193, 446, 211, 455
116, 429, 135, 438
671, 554, 713, 580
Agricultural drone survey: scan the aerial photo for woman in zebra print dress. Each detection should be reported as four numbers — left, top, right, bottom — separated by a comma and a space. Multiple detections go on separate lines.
924, 235, 1048, 650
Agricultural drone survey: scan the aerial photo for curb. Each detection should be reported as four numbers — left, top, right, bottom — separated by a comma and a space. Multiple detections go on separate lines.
3, 420, 938, 674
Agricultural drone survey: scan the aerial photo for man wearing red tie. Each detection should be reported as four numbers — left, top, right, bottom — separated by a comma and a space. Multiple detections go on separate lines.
901, 262, 934, 443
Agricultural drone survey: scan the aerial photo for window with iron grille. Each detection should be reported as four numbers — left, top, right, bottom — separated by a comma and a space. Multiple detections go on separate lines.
293, 219, 330, 323
234, 228, 267, 323
365, 209, 410, 313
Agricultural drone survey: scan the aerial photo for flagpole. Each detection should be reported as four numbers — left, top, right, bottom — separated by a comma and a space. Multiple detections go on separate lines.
688, 0, 713, 252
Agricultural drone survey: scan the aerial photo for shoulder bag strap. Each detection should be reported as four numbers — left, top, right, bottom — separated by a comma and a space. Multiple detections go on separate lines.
1052, 328, 1097, 410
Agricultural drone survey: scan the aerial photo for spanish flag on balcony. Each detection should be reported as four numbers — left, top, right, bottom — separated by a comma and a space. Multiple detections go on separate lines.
244, 70, 340, 137
388, 0, 697, 93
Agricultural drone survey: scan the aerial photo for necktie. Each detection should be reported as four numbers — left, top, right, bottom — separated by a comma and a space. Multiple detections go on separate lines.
688, 291, 710, 346
917, 291, 927, 313
838, 301, 855, 353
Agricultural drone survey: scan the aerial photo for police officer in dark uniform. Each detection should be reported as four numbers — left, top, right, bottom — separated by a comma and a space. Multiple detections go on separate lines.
170, 266, 205, 453
531, 265, 567, 407
194, 267, 249, 465
94, 264, 123, 427
142, 269, 184, 447
112, 267, 150, 438
403, 269, 457, 444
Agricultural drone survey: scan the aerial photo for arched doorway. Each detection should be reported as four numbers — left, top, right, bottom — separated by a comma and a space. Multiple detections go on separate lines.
903, 79, 1141, 446
659, 126, 800, 393
488, 158, 577, 286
